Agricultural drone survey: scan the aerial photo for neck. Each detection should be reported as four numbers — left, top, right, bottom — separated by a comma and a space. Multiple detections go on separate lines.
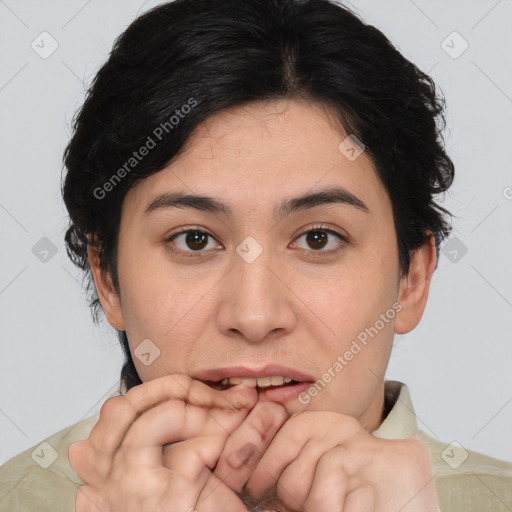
357, 381, 387, 432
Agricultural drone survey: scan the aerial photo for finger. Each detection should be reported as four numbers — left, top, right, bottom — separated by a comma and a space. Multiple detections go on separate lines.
70, 399, 220, 487
119, 396, 257, 470
213, 401, 288, 492
301, 446, 360, 512
69, 440, 110, 491
80, 377, 256, 485
89, 375, 257, 458
261, 439, 318, 508
245, 412, 362, 498
75, 484, 109, 512
73, 390, 254, 488
78, 436, 239, 512
343, 485, 375, 512
196, 474, 249, 512
163, 436, 249, 512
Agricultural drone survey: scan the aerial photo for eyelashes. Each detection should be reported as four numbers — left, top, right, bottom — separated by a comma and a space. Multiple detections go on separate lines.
292, 226, 347, 254
165, 223, 348, 259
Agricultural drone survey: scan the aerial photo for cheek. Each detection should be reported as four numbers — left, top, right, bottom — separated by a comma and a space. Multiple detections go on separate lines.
307, 254, 398, 359
118, 241, 178, 324
120, 275, 190, 380
315, 271, 389, 328
116, 277, 182, 372
118, 258, 214, 364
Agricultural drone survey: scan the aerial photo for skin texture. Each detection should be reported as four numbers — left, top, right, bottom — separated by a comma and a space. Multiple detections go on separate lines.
75, 97, 439, 511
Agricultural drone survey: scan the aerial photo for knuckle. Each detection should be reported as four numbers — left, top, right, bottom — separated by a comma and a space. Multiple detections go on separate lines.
279, 409, 314, 435
252, 402, 288, 433
97, 396, 137, 436
407, 437, 431, 460
167, 374, 194, 407
166, 373, 193, 395
405, 437, 428, 454
341, 414, 363, 433
124, 381, 147, 404
68, 441, 87, 472
396, 437, 432, 469
68, 440, 86, 460
322, 444, 348, 468
127, 373, 193, 404
99, 395, 129, 419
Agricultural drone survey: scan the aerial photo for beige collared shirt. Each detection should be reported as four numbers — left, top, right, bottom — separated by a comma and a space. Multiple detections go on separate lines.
1, 380, 511, 511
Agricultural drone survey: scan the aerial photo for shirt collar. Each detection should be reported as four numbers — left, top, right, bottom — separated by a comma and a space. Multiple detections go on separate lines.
372, 380, 418, 439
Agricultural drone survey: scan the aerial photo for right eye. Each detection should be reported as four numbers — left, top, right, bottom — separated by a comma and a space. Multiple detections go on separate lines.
166, 229, 223, 256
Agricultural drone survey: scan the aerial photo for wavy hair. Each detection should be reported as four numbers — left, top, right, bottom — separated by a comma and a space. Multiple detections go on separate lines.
62, 0, 455, 392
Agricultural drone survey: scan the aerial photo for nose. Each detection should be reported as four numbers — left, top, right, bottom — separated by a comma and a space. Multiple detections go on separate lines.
216, 240, 297, 344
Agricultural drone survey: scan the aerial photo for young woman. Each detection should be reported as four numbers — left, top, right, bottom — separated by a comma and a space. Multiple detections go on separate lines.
1, 0, 511, 510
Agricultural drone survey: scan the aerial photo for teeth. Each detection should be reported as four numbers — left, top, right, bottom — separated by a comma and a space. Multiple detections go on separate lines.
258, 376, 273, 387
220, 376, 295, 388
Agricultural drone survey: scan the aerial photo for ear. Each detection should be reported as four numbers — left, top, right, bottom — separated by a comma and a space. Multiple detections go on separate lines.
87, 241, 125, 331
394, 232, 437, 334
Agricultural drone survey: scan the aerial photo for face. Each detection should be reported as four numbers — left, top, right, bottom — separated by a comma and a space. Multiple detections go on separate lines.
91, 97, 436, 432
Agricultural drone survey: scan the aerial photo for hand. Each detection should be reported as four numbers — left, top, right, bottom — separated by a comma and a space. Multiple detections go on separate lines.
162, 396, 290, 510
217, 410, 441, 512
69, 374, 262, 512
212, 399, 290, 509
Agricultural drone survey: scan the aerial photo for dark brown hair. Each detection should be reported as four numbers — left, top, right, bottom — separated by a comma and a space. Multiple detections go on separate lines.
62, 0, 454, 392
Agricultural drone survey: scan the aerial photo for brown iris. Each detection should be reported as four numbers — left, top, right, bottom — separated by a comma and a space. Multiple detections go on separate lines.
185, 230, 209, 250
305, 230, 328, 250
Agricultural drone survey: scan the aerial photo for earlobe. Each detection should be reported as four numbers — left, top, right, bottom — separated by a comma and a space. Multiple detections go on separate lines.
394, 232, 437, 335
87, 242, 125, 331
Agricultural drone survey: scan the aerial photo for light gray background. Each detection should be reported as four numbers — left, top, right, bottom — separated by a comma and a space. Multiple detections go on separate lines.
1, 0, 511, 467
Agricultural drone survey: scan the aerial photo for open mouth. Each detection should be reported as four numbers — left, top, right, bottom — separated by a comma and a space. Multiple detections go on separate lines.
203, 376, 301, 391
194, 365, 316, 402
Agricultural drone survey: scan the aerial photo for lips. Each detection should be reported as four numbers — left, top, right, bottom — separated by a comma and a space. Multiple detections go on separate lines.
194, 364, 315, 393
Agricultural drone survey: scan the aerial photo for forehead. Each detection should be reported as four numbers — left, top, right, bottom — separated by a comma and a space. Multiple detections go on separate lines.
123, 98, 391, 223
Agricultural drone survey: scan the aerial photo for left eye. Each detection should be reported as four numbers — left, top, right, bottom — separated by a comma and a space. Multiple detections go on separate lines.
293, 228, 346, 252
166, 227, 346, 255
169, 230, 221, 252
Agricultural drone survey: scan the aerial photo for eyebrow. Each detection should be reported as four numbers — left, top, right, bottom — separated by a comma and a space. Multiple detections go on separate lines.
143, 186, 369, 219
